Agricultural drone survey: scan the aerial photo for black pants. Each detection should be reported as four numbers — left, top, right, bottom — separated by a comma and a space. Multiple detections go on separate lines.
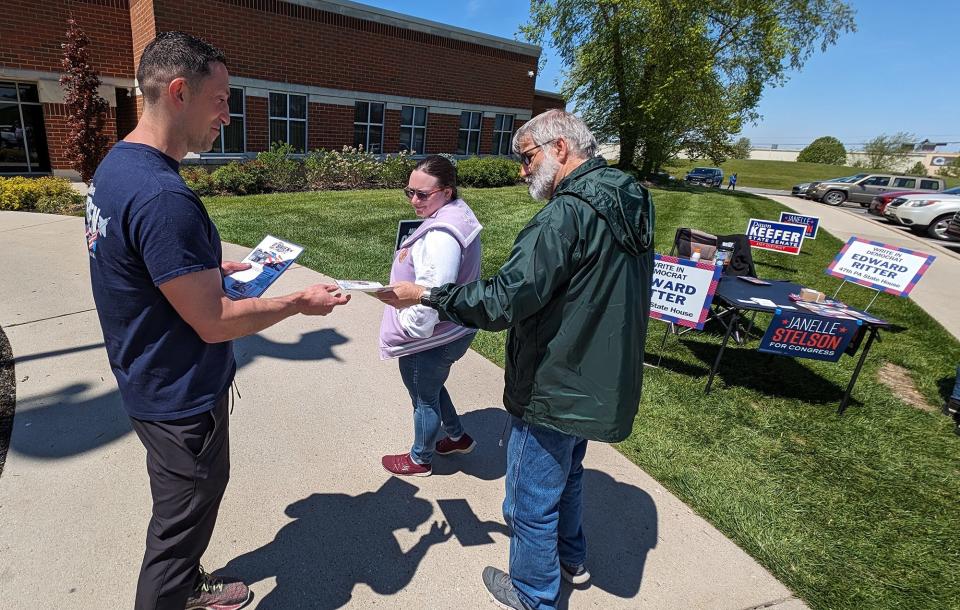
130, 393, 231, 610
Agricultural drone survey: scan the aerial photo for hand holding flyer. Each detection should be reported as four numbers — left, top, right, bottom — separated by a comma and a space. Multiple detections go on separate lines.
334, 280, 386, 293
223, 235, 304, 299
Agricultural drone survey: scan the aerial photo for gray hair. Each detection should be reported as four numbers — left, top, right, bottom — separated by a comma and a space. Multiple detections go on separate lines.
512, 109, 598, 159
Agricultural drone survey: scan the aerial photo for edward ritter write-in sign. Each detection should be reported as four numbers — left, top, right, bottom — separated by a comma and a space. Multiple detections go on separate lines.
826, 237, 935, 297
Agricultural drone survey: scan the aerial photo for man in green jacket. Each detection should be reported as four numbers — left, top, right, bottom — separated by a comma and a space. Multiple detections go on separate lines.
377, 109, 654, 610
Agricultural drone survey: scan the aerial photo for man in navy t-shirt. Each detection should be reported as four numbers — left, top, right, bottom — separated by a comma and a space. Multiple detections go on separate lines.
86, 32, 350, 610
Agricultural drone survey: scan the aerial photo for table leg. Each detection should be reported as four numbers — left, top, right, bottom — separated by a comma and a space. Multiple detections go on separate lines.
838, 327, 879, 415
706, 310, 739, 394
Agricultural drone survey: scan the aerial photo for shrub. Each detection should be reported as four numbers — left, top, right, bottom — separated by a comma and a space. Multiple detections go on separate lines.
937, 157, 960, 179
211, 161, 266, 195
0, 176, 83, 213
179, 166, 215, 196
257, 142, 304, 192
798, 136, 847, 165
304, 146, 380, 189
456, 156, 521, 188
730, 137, 751, 160
906, 161, 928, 177
377, 151, 417, 188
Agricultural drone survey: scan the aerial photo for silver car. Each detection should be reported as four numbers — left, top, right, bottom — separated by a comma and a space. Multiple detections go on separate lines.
810, 174, 944, 206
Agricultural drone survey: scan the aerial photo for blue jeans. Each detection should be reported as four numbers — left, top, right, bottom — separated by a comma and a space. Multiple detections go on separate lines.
398, 333, 474, 465
503, 416, 588, 610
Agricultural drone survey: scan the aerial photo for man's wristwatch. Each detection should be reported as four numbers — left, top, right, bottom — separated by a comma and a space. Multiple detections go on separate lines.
419, 287, 433, 307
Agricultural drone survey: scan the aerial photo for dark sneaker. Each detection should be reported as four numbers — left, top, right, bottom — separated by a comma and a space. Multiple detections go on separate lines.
560, 562, 591, 585
482, 566, 530, 610
381, 453, 432, 477
185, 565, 251, 610
435, 432, 476, 456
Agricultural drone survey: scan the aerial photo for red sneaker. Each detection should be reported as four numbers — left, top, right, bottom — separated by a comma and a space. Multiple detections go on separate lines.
381, 453, 432, 477
435, 432, 476, 456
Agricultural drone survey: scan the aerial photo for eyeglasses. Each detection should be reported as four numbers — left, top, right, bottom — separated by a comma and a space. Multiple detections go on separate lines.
403, 187, 443, 200
516, 139, 557, 167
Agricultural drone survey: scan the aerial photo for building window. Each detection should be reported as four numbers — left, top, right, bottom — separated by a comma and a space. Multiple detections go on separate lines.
0, 81, 51, 174
269, 92, 307, 153
492, 114, 514, 155
211, 87, 245, 154
354, 101, 384, 154
399, 105, 427, 154
457, 111, 482, 155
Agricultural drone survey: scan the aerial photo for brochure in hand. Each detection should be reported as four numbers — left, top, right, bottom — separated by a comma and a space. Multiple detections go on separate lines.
223, 235, 304, 300
334, 280, 386, 293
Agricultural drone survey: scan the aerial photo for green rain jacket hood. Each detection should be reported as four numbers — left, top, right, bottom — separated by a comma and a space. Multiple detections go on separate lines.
431, 157, 655, 442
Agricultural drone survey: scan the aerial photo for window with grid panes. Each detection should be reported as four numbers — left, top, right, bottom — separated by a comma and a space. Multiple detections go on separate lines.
457, 111, 482, 155
268, 92, 307, 153
210, 87, 245, 154
399, 105, 427, 154
491, 114, 514, 155
353, 101, 384, 154
0, 81, 51, 173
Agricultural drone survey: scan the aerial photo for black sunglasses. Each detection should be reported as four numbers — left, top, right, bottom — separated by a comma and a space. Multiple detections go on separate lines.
403, 187, 444, 200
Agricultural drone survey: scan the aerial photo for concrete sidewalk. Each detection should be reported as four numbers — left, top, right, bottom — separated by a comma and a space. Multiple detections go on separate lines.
0, 211, 805, 609
762, 194, 960, 341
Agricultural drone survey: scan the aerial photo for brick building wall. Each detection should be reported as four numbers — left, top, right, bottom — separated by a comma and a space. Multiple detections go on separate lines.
42, 103, 119, 170
1, 0, 134, 79
149, 0, 537, 109
3, 0, 563, 174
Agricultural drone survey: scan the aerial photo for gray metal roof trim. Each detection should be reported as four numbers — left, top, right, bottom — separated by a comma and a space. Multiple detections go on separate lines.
286, 0, 542, 57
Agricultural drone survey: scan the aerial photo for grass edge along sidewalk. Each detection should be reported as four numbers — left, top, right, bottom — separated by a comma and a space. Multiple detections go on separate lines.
203, 185, 960, 609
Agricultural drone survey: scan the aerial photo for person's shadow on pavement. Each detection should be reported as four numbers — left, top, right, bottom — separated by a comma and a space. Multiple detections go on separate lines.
221, 477, 453, 609
9, 329, 350, 459
558, 469, 658, 608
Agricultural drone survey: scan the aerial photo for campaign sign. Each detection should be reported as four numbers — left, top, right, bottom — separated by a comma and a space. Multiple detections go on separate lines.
758, 311, 859, 362
779, 212, 820, 239
826, 237, 935, 297
650, 254, 722, 330
746, 218, 807, 255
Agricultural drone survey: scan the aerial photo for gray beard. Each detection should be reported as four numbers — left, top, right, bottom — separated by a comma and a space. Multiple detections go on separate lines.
528, 154, 561, 201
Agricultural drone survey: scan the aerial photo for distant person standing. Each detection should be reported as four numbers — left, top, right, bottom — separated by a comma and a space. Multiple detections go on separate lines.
727, 173, 738, 190
85, 32, 349, 610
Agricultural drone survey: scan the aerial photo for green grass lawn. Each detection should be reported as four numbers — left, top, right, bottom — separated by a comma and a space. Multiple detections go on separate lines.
205, 186, 960, 609
664, 158, 960, 191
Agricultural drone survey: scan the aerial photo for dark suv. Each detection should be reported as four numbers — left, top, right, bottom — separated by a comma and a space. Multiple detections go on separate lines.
684, 167, 724, 187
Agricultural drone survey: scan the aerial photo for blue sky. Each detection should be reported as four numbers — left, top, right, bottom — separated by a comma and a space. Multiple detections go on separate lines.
360, 0, 958, 151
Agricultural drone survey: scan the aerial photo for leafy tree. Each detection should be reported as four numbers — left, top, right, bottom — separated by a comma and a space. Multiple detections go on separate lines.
906, 161, 928, 177
730, 137, 751, 160
937, 156, 960, 179
521, 0, 855, 176
797, 136, 847, 165
862, 132, 916, 172
59, 19, 110, 184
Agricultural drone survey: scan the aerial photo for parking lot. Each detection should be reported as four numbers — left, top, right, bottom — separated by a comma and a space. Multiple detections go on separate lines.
821, 201, 960, 254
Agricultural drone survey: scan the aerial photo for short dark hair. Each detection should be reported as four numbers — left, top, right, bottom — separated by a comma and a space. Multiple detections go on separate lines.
137, 31, 227, 104
414, 155, 458, 199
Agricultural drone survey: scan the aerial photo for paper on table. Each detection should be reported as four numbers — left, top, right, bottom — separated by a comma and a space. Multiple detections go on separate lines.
750, 298, 779, 308
335, 279, 385, 292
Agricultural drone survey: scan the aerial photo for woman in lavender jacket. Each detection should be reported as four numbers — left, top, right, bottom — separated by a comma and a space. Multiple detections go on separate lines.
379, 155, 482, 476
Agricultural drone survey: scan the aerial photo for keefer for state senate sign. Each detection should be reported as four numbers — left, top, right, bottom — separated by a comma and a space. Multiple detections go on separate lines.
746, 218, 807, 255
826, 237, 935, 297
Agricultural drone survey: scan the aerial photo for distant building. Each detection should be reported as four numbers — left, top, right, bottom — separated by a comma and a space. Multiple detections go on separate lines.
1, 0, 565, 177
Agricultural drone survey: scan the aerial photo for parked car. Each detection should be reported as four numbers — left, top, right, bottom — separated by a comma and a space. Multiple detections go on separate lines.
684, 167, 724, 187
869, 186, 960, 216
793, 174, 867, 198
885, 193, 960, 240
810, 174, 944, 207
946, 210, 960, 240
